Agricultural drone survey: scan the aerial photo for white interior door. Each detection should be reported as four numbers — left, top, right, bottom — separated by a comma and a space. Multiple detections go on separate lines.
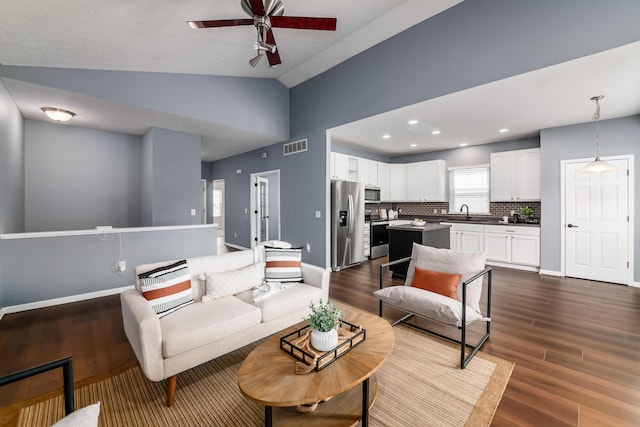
565, 158, 629, 284
257, 176, 269, 243
212, 180, 224, 237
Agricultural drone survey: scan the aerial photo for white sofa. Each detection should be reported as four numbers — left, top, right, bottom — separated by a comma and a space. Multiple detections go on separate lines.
120, 246, 329, 406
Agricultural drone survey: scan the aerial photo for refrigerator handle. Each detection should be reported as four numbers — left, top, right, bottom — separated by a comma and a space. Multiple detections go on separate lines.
347, 194, 353, 238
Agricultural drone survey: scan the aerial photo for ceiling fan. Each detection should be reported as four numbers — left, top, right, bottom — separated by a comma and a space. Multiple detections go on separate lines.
187, 0, 337, 68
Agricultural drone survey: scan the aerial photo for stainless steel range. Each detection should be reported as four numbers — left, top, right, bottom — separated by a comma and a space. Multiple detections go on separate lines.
369, 220, 389, 259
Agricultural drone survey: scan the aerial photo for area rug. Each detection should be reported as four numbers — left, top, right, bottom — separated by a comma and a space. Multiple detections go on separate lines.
3, 322, 513, 427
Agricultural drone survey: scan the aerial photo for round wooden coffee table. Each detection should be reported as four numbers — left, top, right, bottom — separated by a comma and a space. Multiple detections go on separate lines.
238, 308, 394, 427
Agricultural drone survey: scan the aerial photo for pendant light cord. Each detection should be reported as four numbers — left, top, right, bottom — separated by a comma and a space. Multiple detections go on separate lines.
592, 95, 603, 160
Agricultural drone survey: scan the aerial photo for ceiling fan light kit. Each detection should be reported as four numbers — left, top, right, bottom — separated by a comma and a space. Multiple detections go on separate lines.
188, 0, 336, 68
579, 95, 617, 173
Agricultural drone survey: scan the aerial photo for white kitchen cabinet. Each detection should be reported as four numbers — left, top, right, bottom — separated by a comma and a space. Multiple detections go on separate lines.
447, 223, 483, 252
389, 163, 406, 201
490, 148, 540, 201
367, 160, 379, 186
483, 225, 540, 268
358, 158, 369, 184
347, 156, 359, 182
405, 162, 423, 201
331, 152, 349, 180
378, 162, 390, 201
405, 160, 447, 202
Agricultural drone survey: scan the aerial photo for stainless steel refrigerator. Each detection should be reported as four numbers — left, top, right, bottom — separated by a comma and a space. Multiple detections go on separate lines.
331, 180, 365, 271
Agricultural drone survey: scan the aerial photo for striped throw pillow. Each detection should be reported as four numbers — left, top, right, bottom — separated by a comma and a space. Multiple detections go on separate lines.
138, 260, 193, 318
264, 247, 303, 283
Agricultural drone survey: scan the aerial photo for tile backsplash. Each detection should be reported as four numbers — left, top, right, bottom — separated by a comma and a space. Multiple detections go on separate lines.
367, 201, 541, 221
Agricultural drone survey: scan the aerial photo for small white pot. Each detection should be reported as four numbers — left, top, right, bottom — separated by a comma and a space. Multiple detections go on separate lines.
311, 328, 338, 351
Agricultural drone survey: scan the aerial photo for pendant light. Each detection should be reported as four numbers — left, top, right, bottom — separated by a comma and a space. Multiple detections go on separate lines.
579, 95, 616, 173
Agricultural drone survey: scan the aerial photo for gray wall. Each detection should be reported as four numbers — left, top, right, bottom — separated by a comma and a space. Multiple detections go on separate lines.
0, 227, 218, 307
0, 79, 24, 235
24, 120, 143, 231
540, 115, 640, 280
141, 128, 202, 226
210, 130, 327, 266
290, 0, 640, 135
1, 68, 289, 142
212, 0, 640, 270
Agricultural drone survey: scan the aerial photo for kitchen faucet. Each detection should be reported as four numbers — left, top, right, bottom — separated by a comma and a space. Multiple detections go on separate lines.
460, 204, 470, 220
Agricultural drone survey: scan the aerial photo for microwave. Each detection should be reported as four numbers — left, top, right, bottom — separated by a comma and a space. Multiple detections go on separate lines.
364, 186, 381, 203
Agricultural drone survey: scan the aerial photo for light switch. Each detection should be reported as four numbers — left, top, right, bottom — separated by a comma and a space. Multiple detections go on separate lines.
315, 211, 321, 218
190, 209, 196, 216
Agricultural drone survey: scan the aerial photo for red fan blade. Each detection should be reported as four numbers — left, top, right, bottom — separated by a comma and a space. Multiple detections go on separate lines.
265, 29, 281, 67
250, 0, 266, 16
270, 16, 337, 31
187, 19, 253, 29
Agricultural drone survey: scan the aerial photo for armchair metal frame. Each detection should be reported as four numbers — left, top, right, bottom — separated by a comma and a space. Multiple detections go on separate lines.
378, 257, 492, 369
0, 356, 75, 415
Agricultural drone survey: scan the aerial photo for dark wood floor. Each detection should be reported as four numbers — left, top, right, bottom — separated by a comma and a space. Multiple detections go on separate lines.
1, 257, 639, 426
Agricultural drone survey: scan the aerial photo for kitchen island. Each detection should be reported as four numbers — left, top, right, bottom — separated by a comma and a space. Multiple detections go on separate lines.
387, 222, 451, 277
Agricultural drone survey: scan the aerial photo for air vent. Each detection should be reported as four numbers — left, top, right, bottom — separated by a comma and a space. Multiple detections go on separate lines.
283, 139, 308, 155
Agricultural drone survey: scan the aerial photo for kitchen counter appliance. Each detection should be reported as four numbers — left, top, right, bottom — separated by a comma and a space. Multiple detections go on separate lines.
370, 220, 390, 259
331, 180, 365, 271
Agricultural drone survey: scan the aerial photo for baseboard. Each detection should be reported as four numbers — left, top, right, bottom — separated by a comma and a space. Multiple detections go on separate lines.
630, 281, 640, 288
0, 285, 134, 317
538, 269, 564, 277
485, 261, 539, 273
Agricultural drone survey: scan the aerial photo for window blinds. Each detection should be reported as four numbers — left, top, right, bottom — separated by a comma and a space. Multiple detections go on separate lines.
449, 166, 490, 213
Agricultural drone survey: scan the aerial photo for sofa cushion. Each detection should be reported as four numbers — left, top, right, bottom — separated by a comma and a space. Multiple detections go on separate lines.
138, 260, 193, 318
264, 247, 303, 283
159, 297, 261, 358
235, 282, 322, 323
201, 262, 264, 301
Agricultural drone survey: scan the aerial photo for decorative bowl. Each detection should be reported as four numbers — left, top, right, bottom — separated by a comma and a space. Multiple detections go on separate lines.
411, 220, 426, 226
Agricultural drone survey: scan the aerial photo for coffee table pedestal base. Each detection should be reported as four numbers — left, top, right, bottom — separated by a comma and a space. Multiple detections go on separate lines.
265, 375, 378, 427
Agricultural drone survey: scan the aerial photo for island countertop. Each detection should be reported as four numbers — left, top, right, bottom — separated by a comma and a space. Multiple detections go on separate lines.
386, 222, 451, 232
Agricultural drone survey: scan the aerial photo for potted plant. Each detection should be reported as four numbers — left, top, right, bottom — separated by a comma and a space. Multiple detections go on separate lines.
521, 206, 535, 222
305, 300, 343, 351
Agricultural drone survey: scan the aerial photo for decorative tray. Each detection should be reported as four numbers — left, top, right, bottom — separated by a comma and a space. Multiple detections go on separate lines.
280, 320, 366, 372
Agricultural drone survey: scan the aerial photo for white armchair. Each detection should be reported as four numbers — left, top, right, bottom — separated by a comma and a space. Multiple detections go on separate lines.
374, 243, 492, 368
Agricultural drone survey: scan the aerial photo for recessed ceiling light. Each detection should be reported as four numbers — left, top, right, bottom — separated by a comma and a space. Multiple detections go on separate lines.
410, 143, 417, 147
383, 134, 391, 139
460, 143, 468, 147
499, 128, 509, 133
431, 130, 441, 135
408, 119, 418, 125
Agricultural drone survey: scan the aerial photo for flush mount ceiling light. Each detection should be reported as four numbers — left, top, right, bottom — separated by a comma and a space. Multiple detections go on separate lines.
460, 143, 468, 147
382, 134, 391, 139
431, 130, 441, 135
499, 128, 509, 133
408, 119, 418, 125
41, 107, 75, 122
579, 95, 617, 173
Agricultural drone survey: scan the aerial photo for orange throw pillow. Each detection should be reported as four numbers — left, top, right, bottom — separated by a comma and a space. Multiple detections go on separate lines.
410, 267, 461, 300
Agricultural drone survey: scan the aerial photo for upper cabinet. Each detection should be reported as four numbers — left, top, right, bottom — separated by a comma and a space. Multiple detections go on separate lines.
405, 160, 447, 202
378, 162, 390, 201
389, 164, 406, 201
490, 148, 540, 201
330, 152, 447, 202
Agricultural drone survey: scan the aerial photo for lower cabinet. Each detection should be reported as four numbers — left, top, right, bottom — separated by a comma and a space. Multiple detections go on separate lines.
483, 225, 540, 269
448, 224, 484, 252
444, 223, 540, 271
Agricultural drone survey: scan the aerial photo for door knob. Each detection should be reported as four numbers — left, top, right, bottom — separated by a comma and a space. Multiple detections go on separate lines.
567, 224, 578, 228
